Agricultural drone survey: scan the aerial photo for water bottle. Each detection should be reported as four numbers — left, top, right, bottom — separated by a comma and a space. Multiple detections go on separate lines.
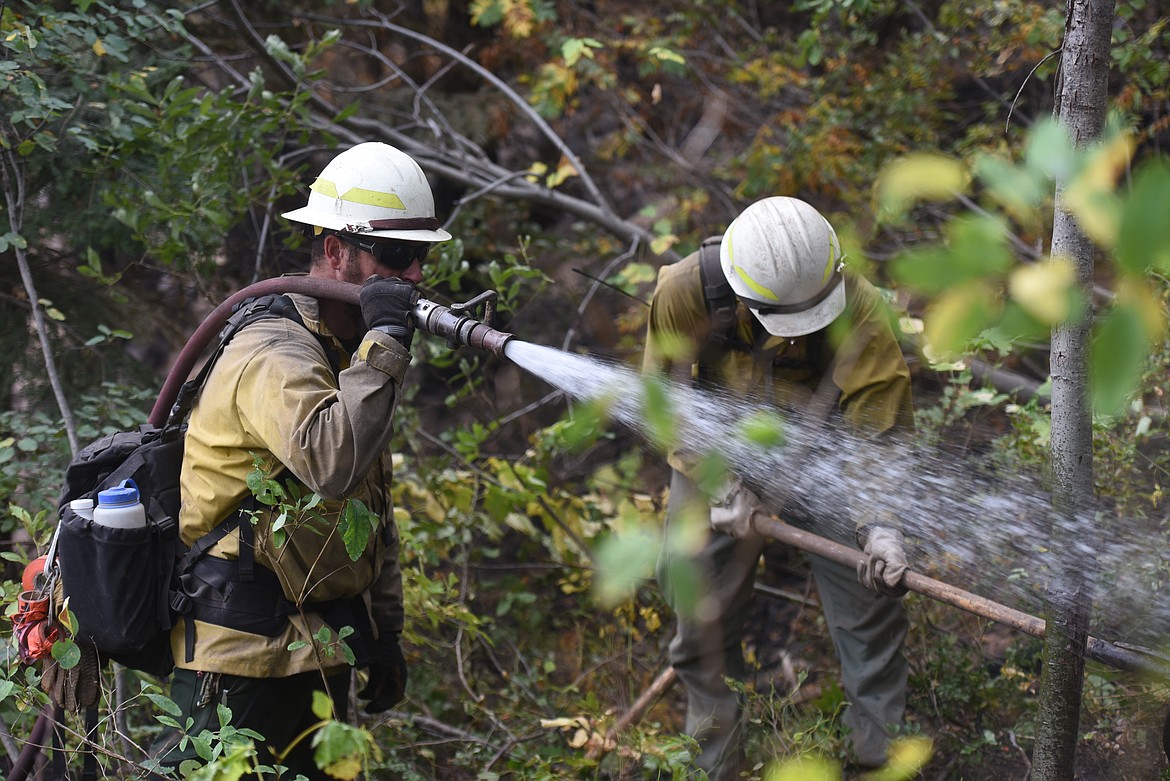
93, 479, 147, 529
69, 498, 95, 521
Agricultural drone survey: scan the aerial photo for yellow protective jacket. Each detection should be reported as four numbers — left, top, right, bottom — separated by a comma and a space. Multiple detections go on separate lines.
642, 249, 914, 517
173, 292, 408, 678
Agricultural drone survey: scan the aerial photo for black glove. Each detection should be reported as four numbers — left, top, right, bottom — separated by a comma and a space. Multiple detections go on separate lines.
360, 276, 419, 348
358, 633, 408, 713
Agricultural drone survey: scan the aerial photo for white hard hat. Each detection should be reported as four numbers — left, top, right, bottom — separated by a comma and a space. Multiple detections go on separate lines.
719, 196, 845, 337
281, 142, 453, 243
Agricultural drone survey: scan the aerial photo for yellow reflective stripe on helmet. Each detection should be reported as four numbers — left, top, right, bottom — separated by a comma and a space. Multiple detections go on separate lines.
342, 187, 406, 209
725, 232, 781, 302
732, 265, 781, 301
821, 225, 840, 283
309, 179, 407, 210
309, 179, 339, 199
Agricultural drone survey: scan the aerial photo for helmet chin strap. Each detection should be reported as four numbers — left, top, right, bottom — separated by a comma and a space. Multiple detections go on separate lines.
739, 265, 843, 316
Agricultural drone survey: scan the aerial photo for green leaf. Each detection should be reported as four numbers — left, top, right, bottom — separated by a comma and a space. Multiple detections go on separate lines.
192, 733, 215, 761
333, 101, 361, 123
1117, 158, 1170, 274
147, 692, 184, 716
1023, 117, 1074, 180
559, 402, 605, 452
312, 689, 333, 720
594, 525, 660, 605
734, 409, 787, 449
641, 374, 676, 451
648, 45, 686, 66
890, 216, 1013, 295
975, 154, 1047, 215
51, 639, 82, 669
1091, 304, 1148, 417
341, 499, 374, 561
217, 702, 233, 729
313, 720, 377, 781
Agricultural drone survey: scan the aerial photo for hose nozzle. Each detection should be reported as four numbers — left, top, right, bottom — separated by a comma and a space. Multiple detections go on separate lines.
412, 291, 514, 357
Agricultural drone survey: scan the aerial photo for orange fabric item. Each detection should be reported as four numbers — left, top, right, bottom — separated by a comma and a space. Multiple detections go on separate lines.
21, 556, 46, 593
12, 590, 58, 664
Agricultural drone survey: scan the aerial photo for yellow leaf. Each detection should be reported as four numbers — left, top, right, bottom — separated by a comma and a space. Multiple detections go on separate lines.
545, 158, 579, 188
1116, 275, 1167, 340
323, 756, 362, 780
568, 728, 590, 748
764, 754, 838, 781
92, 38, 107, 57
923, 285, 996, 359
1063, 133, 1135, 245
57, 597, 73, 633
898, 316, 924, 335
864, 735, 934, 781
525, 161, 549, 184
876, 153, 968, 221
540, 716, 586, 729
1009, 256, 1076, 324
650, 234, 678, 255
504, 512, 538, 536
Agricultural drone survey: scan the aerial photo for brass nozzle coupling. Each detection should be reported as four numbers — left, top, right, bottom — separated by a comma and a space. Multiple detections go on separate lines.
412, 291, 514, 357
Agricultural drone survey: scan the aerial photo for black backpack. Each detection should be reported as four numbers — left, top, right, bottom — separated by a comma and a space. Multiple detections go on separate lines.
53, 294, 330, 676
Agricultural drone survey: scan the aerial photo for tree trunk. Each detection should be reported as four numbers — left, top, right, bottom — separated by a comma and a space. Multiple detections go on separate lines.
1032, 1, 1115, 779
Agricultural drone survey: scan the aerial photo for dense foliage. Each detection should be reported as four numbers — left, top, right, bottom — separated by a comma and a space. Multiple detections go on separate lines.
3, 0, 1170, 778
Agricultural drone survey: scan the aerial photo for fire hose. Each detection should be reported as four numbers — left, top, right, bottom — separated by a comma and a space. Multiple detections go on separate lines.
149, 277, 514, 426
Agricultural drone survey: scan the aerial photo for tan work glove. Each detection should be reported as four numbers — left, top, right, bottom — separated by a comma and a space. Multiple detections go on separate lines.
857, 525, 909, 597
708, 479, 766, 539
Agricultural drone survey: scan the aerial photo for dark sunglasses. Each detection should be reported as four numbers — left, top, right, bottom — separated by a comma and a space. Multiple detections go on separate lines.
336, 232, 430, 270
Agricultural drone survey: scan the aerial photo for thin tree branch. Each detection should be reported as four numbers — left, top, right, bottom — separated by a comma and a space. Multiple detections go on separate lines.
1, 148, 79, 454
301, 8, 611, 210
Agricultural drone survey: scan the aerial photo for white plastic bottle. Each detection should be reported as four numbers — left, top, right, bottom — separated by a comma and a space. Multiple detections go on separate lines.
93, 479, 147, 529
69, 498, 95, 521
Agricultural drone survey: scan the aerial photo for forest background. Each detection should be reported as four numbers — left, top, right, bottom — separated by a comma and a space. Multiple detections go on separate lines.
3, 0, 1170, 779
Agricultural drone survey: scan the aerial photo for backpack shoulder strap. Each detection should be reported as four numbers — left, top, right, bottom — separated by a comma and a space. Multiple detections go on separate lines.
697, 236, 737, 344
165, 294, 338, 427
695, 237, 752, 382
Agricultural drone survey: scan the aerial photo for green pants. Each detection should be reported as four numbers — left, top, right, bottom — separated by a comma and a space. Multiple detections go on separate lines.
149, 667, 350, 780
657, 470, 908, 778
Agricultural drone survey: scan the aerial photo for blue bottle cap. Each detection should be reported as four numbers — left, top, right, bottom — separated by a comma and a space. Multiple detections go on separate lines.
98, 478, 140, 506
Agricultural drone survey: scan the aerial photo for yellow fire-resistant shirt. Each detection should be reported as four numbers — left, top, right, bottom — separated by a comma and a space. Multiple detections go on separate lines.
173, 292, 408, 678
642, 250, 914, 524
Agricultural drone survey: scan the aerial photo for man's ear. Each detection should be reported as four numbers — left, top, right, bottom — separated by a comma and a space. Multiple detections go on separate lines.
321, 234, 348, 274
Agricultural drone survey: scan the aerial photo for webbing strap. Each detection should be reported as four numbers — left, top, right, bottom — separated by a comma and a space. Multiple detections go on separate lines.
165, 294, 341, 429
696, 237, 751, 385
697, 237, 737, 341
